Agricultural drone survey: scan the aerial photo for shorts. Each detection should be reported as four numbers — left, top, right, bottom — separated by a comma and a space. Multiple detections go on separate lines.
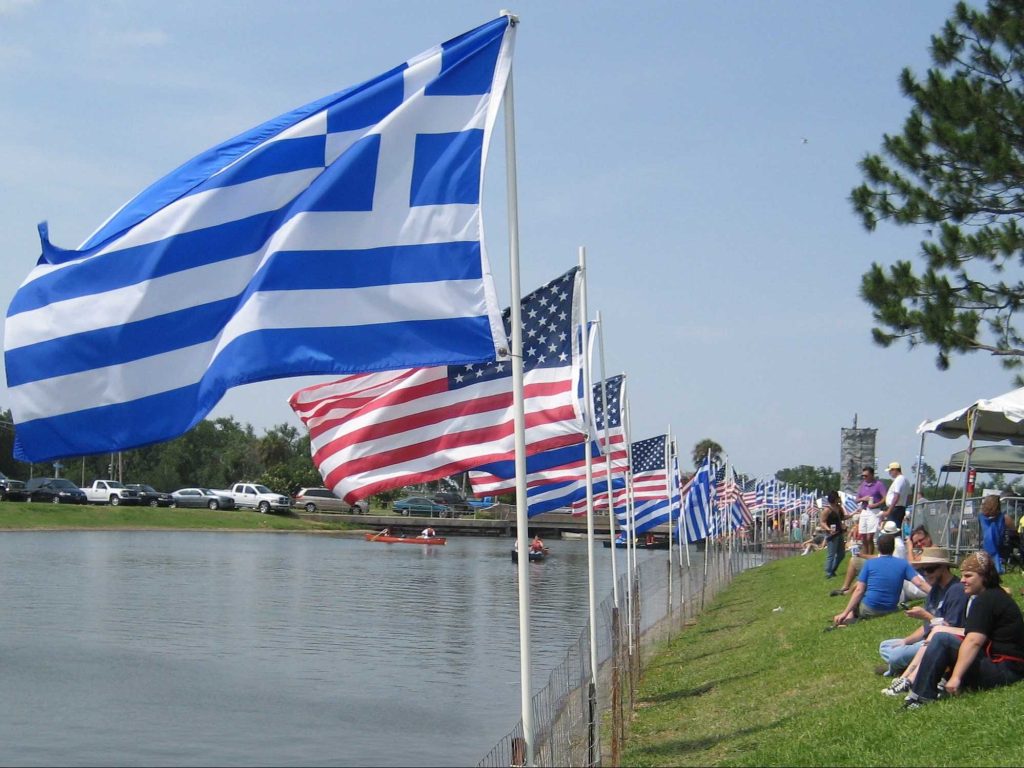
856, 602, 894, 619
859, 511, 879, 535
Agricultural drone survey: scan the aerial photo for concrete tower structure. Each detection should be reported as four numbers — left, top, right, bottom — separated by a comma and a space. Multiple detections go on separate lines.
841, 416, 876, 493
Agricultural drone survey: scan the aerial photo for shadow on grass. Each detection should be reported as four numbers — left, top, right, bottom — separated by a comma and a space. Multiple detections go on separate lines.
692, 621, 747, 636
630, 716, 792, 759
645, 643, 745, 668
639, 670, 763, 704
703, 598, 755, 612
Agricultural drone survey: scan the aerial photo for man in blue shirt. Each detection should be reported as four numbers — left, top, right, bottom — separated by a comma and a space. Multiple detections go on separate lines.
833, 534, 930, 626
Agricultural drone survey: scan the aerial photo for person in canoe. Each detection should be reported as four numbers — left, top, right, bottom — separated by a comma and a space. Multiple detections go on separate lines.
420, 526, 437, 539
530, 535, 545, 554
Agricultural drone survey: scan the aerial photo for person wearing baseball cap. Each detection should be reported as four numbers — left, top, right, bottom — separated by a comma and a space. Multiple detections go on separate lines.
882, 461, 910, 530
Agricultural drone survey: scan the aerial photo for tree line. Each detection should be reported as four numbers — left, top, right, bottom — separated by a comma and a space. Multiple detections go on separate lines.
0, 408, 322, 497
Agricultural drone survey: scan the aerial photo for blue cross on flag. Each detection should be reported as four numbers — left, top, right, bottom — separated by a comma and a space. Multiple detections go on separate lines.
5, 16, 516, 462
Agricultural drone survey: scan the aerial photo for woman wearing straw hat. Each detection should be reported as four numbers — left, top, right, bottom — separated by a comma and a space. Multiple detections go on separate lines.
902, 551, 1024, 709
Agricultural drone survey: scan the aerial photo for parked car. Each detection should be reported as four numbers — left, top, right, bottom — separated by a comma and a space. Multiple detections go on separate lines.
432, 491, 471, 512
171, 488, 236, 510
1, 479, 29, 502
126, 483, 174, 508
392, 495, 449, 517
1, 471, 28, 501
25, 477, 88, 504
293, 487, 368, 514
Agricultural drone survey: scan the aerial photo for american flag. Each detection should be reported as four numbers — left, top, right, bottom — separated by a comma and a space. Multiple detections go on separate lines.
7, 17, 515, 463
630, 435, 668, 501
469, 375, 629, 517
715, 465, 754, 530
468, 374, 629, 496
289, 269, 587, 502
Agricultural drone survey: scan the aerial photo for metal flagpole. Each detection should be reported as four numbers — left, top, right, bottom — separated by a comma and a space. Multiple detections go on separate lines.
596, 315, 619, 608
666, 425, 673, 610
911, 432, 926, 528
677, 439, 691, 568
578, 247, 600, 699
623, 395, 637, 654
501, 51, 536, 767
702, 449, 711, 585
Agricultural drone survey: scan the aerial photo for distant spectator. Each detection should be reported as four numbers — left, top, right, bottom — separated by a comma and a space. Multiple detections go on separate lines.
903, 551, 1024, 708
856, 467, 886, 556
833, 534, 930, 626
979, 494, 1007, 574
882, 461, 910, 529
819, 490, 845, 578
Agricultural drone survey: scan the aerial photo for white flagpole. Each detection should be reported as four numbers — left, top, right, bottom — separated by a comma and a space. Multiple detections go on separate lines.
501, 52, 536, 766
677, 439, 691, 568
702, 449, 711, 585
578, 247, 600, 692
596, 315, 619, 608
623, 395, 637, 654
665, 425, 673, 608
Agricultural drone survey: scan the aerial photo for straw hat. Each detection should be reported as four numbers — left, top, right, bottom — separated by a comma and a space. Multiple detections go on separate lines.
913, 547, 955, 568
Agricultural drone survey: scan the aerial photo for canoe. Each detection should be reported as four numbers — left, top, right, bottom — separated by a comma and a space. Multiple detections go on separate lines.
511, 547, 548, 562
365, 533, 446, 545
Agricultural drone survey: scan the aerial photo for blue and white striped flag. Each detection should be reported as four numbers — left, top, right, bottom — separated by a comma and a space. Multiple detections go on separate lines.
682, 456, 714, 542
5, 16, 516, 462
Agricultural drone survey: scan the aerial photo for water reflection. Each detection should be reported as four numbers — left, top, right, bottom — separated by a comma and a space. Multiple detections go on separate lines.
0, 531, 656, 766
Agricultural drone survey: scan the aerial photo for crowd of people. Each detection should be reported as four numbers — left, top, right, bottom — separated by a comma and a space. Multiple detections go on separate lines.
812, 464, 1024, 709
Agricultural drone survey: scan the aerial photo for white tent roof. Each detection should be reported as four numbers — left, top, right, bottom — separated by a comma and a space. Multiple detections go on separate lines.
917, 386, 1024, 443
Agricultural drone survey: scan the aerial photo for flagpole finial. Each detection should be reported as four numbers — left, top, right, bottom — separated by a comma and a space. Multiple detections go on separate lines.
499, 9, 520, 24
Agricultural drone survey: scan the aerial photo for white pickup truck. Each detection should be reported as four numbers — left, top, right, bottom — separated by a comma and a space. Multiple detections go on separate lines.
81, 480, 143, 506
214, 483, 292, 514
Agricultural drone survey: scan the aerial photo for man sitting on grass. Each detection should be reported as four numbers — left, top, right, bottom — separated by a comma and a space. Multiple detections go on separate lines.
830, 525, 931, 598
877, 547, 967, 679
833, 533, 930, 626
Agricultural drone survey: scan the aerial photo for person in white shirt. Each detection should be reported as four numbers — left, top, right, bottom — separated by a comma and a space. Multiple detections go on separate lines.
882, 461, 910, 530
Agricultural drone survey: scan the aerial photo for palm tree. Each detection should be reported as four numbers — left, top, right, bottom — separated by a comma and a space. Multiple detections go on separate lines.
691, 439, 724, 469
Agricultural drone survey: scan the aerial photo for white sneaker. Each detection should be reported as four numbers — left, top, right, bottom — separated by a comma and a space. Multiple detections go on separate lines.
882, 677, 911, 696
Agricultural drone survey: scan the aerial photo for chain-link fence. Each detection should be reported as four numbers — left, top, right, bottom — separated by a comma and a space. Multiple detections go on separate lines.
477, 538, 796, 767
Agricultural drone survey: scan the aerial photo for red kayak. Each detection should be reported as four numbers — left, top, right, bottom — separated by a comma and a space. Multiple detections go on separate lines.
365, 533, 446, 545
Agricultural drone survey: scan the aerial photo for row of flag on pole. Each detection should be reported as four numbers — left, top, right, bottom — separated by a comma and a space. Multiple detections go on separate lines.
2, 13, 827, 542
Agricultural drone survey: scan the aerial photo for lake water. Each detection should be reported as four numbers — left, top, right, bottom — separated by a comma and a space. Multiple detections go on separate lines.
0, 531, 656, 766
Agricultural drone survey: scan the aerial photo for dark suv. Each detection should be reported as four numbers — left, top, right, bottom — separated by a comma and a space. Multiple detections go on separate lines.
433, 491, 469, 513
25, 477, 88, 504
0, 473, 28, 502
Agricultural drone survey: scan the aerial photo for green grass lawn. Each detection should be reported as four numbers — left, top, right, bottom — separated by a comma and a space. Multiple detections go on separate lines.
622, 550, 1024, 767
0, 500, 354, 531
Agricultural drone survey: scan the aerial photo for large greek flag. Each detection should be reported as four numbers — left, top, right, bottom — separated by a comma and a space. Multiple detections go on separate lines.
5, 17, 515, 462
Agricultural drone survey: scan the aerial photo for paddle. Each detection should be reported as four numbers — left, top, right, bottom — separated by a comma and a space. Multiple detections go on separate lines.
371, 528, 388, 540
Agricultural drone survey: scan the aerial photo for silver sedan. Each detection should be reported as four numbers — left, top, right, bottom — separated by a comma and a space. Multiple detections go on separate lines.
171, 488, 236, 510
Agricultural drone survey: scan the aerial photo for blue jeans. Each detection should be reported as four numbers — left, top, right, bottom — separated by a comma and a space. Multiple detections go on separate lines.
910, 632, 1024, 701
879, 638, 922, 676
825, 536, 845, 578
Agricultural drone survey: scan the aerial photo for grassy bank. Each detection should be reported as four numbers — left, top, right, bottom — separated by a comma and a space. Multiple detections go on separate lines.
622, 551, 1024, 767
0, 501, 354, 531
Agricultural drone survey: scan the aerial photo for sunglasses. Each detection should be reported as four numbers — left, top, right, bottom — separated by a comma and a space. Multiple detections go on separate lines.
919, 565, 942, 574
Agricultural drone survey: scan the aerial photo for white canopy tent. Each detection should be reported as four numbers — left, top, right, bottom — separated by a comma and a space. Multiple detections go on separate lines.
915, 385, 1024, 552
917, 386, 1024, 443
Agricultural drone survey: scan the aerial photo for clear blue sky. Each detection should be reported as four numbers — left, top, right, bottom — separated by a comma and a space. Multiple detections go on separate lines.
0, 0, 1009, 482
